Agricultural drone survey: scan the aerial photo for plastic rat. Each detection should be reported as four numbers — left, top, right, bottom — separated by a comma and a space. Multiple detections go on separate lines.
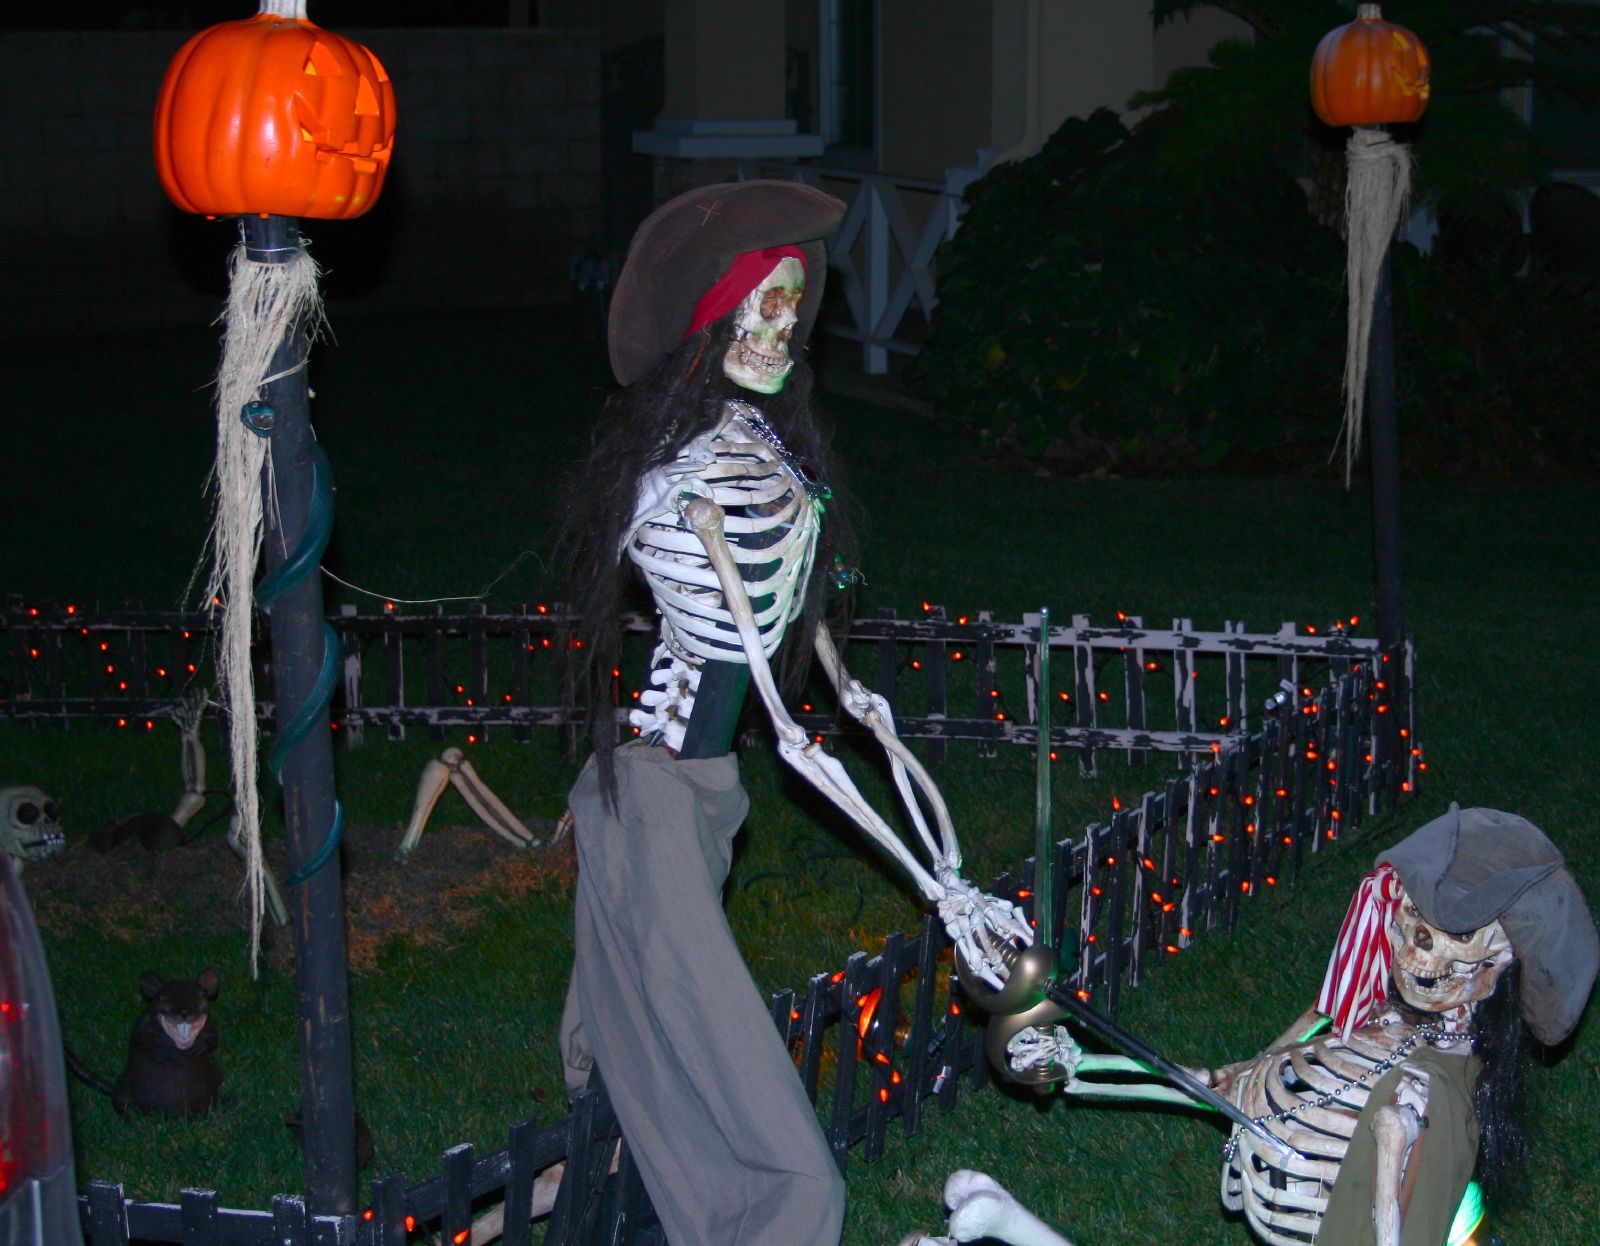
110, 969, 223, 1119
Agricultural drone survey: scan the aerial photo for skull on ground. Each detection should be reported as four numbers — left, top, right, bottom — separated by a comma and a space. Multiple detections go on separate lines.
0, 786, 65, 869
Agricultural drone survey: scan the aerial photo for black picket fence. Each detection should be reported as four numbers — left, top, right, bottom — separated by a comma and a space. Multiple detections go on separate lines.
2, 596, 1418, 787
73, 654, 1409, 1245
2, 595, 1419, 1244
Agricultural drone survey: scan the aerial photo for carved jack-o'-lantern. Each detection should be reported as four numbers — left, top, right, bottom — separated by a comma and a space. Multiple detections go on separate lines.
1309, 3, 1430, 129
153, 0, 396, 220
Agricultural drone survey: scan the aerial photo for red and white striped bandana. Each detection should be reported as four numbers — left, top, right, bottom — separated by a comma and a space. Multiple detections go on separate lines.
1315, 863, 1404, 1038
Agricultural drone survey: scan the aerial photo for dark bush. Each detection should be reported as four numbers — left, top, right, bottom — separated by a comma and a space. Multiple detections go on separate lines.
913, 2, 1600, 478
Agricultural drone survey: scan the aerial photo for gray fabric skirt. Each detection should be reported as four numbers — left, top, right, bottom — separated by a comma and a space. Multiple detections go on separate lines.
559, 744, 845, 1245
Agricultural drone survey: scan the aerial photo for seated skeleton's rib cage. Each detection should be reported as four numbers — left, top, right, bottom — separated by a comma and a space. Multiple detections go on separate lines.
625, 400, 821, 753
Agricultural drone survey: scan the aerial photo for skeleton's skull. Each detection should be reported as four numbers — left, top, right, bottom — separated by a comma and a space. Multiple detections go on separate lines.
0, 786, 65, 870
1389, 886, 1512, 1013
722, 256, 804, 394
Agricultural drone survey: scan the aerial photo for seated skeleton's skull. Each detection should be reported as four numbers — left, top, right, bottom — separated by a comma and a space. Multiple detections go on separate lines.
1, 786, 65, 870
1389, 885, 1511, 1013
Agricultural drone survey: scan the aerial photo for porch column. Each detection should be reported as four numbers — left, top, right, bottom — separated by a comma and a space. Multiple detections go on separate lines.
635, 0, 821, 201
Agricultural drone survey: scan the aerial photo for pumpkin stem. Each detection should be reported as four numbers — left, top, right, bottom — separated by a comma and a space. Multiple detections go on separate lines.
259, 0, 309, 19
1356, 3, 1382, 19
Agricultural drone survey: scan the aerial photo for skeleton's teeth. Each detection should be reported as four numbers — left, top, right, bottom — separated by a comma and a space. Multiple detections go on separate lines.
739, 345, 790, 374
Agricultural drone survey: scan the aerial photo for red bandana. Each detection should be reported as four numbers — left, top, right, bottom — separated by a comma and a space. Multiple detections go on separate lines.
1315, 863, 1404, 1037
681, 245, 808, 342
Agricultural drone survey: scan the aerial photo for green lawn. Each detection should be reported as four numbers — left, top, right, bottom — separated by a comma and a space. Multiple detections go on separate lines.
3, 308, 1596, 1245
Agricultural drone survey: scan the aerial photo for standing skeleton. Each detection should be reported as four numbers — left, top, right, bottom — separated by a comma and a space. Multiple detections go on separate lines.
906, 807, 1598, 1246
554, 180, 1027, 1246
626, 384, 1029, 974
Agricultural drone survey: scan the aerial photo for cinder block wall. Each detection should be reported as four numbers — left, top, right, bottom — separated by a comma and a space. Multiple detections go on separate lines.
0, 27, 601, 341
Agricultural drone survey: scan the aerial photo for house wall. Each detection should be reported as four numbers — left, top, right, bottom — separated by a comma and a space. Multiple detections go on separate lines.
1153, 5, 1255, 89
661, 0, 786, 119
1035, 1, 1153, 141
0, 27, 602, 341
873, 1, 1253, 182
879, 1, 995, 180
540, 2, 661, 51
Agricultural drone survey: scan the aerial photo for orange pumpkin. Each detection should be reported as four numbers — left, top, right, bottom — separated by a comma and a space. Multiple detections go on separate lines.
154, 5, 396, 220
1309, 4, 1430, 128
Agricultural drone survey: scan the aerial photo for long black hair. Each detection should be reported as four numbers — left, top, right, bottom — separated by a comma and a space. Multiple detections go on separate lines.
1469, 960, 1530, 1205
556, 313, 855, 802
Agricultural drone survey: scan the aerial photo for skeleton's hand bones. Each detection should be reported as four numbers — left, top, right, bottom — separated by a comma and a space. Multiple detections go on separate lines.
1007, 1023, 1082, 1080
935, 869, 1033, 991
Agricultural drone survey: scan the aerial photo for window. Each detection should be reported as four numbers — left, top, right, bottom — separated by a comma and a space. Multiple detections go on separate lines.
820, 0, 877, 157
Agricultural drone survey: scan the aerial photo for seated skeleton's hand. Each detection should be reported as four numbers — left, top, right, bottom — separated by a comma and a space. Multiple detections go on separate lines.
935, 867, 1033, 991
1006, 1023, 1081, 1083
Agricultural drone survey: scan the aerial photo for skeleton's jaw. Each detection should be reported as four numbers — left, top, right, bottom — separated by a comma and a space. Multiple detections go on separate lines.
1394, 959, 1500, 1012
18, 829, 65, 860
723, 337, 794, 394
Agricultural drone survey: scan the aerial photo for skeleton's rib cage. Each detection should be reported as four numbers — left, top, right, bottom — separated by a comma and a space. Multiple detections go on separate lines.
1221, 1022, 1439, 1246
620, 399, 1032, 984
626, 403, 819, 669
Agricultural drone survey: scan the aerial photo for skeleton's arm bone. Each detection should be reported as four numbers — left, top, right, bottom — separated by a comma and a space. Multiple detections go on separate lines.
398, 757, 451, 861
447, 750, 538, 849
172, 692, 208, 830
681, 497, 944, 902
1010, 1023, 1213, 1106
811, 625, 957, 868
226, 816, 289, 926
1372, 1102, 1421, 1246
1268, 1004, 1331, 1051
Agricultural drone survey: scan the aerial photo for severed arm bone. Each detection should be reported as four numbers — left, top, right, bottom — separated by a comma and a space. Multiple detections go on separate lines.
397, 747, 540, 861
682, 497, 1031, 987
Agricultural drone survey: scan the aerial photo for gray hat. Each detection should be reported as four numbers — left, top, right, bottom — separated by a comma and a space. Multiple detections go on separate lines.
608, 179, 846, 387
1377, 804, 1598, 1046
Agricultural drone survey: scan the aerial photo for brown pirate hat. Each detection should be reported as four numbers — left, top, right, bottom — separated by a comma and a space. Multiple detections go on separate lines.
608, 180, 846, 387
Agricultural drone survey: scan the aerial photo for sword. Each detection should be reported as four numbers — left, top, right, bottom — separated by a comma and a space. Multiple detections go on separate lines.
1034, 973, 1297, 1160
966, 942, 1296, 1161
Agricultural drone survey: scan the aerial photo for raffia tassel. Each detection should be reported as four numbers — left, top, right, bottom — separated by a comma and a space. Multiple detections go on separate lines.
1337, 126, 1412, 487
201, 236, 323, 974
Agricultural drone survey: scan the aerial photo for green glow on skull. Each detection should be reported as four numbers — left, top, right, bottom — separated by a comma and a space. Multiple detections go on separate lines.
723, 256, 805, 395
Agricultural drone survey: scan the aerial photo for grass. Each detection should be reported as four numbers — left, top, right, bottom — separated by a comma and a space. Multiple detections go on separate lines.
4, 308, 1597, 1245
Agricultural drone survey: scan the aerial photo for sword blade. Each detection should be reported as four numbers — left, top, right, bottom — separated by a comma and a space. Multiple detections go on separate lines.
1040, 978, 1296, 1159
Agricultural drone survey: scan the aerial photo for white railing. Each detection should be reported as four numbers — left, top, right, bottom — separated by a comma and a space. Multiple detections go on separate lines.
741, 159, 982, 374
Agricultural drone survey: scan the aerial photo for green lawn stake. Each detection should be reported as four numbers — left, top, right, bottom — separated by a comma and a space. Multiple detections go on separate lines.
1034, 607, 1053, 949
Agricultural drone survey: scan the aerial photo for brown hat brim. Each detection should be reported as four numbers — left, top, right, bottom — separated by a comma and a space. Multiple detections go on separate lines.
608, 180, 847, 387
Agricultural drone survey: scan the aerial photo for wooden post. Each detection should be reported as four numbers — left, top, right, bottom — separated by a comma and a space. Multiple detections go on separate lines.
1367, 252, 1406, 801
244, 214, 358, 1215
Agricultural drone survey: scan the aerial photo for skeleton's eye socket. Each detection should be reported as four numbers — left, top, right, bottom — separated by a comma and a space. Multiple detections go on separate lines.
760, 285, 800, 320
1403, 901, 1419, 918
42, 802, 58, 821
14, 802, 39, 826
